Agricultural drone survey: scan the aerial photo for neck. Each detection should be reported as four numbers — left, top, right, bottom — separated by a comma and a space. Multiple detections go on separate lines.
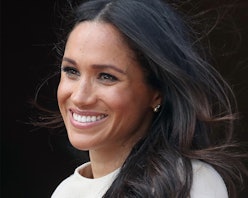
89, 143, 131, 178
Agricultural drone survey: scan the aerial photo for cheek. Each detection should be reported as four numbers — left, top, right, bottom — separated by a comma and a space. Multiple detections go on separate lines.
97, 87, 126, 113
102, 87, 138, 111
57, 80, 71, 108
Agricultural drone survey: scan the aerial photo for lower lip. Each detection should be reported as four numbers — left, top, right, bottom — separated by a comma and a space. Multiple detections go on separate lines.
69, 112, 107, 129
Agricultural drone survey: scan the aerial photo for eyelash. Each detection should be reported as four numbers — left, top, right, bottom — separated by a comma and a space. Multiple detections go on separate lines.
61, 66, 80, 77
98, 73, 118, 82
61, 66, 118, 83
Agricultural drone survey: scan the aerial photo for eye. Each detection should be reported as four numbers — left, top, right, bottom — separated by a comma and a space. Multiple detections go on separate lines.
98, 72, 118, 83
61, 66, 80, 78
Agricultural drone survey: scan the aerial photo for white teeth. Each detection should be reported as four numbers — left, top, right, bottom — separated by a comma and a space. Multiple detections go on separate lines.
73, 113, 106, 123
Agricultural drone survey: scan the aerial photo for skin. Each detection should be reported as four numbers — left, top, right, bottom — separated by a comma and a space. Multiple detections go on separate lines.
57, 21, 161, 178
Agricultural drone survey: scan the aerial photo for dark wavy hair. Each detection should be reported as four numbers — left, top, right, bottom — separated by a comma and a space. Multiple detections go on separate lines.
33, 0, 247, 197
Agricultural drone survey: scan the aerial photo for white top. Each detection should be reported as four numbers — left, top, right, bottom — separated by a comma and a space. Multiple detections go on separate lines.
190, 160, 228, 198
51, 160, 228, 198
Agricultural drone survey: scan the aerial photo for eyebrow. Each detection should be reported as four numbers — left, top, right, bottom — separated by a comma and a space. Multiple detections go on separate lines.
62, 57, 77, 65
62, 57, 126, 75
92, 64, 126, 75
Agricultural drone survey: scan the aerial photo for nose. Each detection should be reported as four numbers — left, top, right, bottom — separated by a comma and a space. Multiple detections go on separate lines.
71, 77, 97, 107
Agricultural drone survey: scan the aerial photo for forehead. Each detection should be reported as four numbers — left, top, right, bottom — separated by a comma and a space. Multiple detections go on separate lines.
66, 21, 132, 54
64, 21, 145, 78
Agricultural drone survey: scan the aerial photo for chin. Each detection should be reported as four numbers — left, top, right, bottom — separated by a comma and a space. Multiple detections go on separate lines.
68, 136, 99, 151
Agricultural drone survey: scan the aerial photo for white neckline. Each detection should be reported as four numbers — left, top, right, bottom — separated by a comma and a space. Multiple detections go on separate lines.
74, 162, 121, 183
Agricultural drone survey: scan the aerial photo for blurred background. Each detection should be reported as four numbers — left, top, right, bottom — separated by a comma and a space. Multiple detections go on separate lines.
1, 0, 248, 197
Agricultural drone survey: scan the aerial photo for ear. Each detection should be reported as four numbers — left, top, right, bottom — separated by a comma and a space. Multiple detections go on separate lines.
150, 90, 162, 109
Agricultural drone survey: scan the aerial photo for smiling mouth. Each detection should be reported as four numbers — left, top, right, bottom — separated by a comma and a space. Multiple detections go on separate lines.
72, 113, 107, 123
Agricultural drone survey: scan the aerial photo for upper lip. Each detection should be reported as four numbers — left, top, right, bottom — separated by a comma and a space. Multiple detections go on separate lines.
69, 108, 108, 116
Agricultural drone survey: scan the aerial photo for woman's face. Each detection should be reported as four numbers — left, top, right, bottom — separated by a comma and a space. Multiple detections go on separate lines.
58, 22, 161, 151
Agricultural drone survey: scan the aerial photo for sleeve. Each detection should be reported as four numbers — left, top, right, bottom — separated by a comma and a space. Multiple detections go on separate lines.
190, 160, 228, 198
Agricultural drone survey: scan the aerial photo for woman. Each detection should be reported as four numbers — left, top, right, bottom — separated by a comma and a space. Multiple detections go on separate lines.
34, 0, 247, 197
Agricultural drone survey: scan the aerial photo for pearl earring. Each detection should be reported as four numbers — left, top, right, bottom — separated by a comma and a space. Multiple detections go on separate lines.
153, 104, 161, 113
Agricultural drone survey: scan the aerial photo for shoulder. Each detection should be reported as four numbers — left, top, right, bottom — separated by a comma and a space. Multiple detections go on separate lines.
51, 162, 90, 198
190, 160, 228, 198
51, 162, 119, 198
51, 174, 77, 198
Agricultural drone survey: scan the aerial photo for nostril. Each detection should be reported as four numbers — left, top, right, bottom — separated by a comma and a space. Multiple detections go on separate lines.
71, 84, 97, 107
